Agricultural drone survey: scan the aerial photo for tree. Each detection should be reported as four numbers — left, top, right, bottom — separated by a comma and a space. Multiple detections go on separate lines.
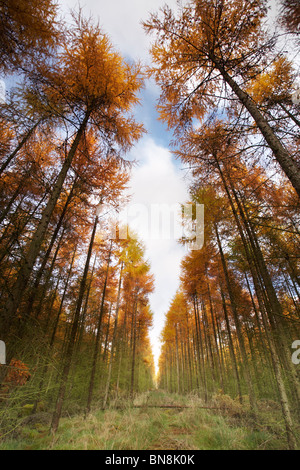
0, 0, 60, 72
0, 13, 144, 345
279, 0, 300, 37
143, 0, 300, 197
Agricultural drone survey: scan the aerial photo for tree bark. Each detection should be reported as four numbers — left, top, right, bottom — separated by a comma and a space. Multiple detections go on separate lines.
1, 111, 90, 340
86, 239, 112, 414
216, 225, 257, 412
103, 261, 123, 408
219, 282, 243, 404
216, 63, 300, 198
50, 212, 98, 433
130, 296, 138, 398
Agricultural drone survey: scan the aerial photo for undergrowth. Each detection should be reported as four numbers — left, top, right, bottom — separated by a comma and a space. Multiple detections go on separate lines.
0, 390, 298, 450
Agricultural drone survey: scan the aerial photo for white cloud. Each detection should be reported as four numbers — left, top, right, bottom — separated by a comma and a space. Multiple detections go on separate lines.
59, 0, 178, 62
130, 139, 187, 202
125, 137, 189, 372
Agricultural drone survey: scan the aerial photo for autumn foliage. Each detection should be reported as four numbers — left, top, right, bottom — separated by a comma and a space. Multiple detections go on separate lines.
145, 0, 300, 450
0, 6, 154, 436
0, 0, 299, 451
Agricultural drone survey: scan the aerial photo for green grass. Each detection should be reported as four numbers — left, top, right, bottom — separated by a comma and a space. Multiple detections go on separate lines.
0, 391, 296, 450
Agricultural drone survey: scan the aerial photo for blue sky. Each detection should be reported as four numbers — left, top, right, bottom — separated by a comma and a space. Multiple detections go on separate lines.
59, 0, 190, 373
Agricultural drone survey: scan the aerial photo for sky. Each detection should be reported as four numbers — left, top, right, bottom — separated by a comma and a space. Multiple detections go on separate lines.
59, 0, 190, 373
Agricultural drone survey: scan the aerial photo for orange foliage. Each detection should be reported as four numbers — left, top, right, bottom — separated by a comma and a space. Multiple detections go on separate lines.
3, 359, 31, 386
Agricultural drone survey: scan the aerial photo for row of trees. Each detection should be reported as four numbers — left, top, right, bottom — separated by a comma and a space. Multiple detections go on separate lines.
158, 177, 299, 448
147, 0, 300, 450
0, 1, 155, 434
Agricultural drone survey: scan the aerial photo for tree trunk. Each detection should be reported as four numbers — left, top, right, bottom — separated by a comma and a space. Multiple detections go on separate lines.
130, 296, 138, 398
86, 239, 112, 414
50, 245, 77, 347
50, 212, 98, 433
103, 261, 123, 408
216, 224, 257, 413
25, 177, 77, 320
216, 63, 300, 198
219, 282, 243, 404
194, 294, 208, 402
2, 111, 90, 340
207, 283, 225, 393
175, 323, 180, 394
0, 118, 42, 176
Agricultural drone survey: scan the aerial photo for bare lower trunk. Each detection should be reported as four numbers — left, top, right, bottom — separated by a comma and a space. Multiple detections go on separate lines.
103, 262, 123, 409
50, 213, 97, 433
216, 225, 257, 413
86, 240, 112, 414
130, 298, 138, 398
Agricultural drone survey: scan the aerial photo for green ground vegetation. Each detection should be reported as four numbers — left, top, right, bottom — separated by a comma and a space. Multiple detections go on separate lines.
0, 390, 298, 450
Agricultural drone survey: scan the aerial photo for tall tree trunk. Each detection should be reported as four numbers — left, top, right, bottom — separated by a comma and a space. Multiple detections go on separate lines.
259, 298, 297, 450
103, 261, 123, 408
30, 244, 76, 418
86, 239, 112, 414
232, 183, 300, 402
25, 178, 77, 320
50, 245, 77, 347
219, 283, 243, 404
75, 254, 97, 352
130, 296, 138, 398
185, 308, 194, 392
50, 212, 98, 433
175, 323, 180, 394
102, 304, 113, 365
207, 284, 225, 393
194, 294, 208, 402
216, 63, 300, 198
201, 297, 216, 383
215, 224, 257, 413
1, 111, 90, 341
216, 158, 300, 403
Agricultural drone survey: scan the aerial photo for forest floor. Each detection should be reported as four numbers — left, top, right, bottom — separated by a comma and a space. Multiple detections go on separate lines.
0, 390, 298, 450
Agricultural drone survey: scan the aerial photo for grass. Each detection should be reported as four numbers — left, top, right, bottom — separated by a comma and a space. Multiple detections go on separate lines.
0, 390, 297, 450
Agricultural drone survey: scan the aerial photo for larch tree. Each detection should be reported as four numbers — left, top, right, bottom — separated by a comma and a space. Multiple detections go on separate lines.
143, 0, 300, 197
279, 0, 300, 37
0, 13, 144, 348
0, 0, 60, 72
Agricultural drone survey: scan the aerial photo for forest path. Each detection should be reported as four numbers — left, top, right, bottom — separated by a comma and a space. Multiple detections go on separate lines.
132, 389, 204, 450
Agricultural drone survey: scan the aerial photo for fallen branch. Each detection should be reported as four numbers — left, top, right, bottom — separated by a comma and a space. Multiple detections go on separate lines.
110, 404, 221, 410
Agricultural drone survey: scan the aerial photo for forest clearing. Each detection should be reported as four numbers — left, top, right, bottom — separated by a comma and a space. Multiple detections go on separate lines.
0, 0, 300, 452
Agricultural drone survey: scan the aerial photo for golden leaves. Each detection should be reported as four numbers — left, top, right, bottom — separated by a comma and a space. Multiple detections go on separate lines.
246, 57, 296, 106
0, 0, 60, 71
143, 0, 271, 136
